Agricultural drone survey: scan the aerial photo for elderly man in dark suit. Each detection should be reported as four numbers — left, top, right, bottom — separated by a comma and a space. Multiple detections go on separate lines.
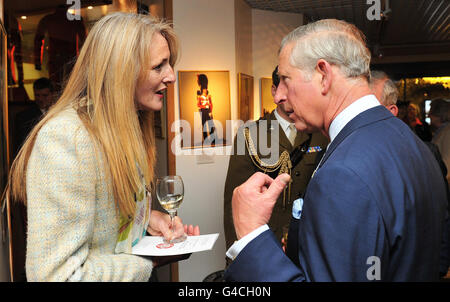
223, 67, 328, 258
225, 19, 448, 281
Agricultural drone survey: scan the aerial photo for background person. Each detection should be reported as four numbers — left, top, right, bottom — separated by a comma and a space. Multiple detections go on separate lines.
14, 77, 56, 158
429, 98, 450, 278
430, 99, 450, 187
404, 102, 432, 142
223, 66, 328, 259
369, 70, 398, 116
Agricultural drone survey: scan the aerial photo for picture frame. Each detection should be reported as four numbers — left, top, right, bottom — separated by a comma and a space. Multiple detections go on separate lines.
260, 77, 275, 117
237, 73, 254, 122
178, 70, 231, 149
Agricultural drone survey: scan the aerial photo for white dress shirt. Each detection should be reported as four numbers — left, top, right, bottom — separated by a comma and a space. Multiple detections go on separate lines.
226, 94, 381, 261
274, 108, 296, 139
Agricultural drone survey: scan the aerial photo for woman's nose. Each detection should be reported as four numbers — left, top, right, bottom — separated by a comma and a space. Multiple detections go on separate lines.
164, 65, 176, 84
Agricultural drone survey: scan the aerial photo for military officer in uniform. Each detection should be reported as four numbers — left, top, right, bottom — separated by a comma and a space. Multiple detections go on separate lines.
223, 67, 328, 259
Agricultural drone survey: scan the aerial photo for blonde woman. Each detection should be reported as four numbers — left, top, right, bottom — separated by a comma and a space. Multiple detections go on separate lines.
6, 12, 199, 281
405, 102, 432, 141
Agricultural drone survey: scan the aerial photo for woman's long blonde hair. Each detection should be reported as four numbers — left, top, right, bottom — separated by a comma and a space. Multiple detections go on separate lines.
7, 12, 178, 217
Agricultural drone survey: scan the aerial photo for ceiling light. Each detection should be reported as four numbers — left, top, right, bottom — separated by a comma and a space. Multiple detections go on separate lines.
21, 16, 27, 20
88, 6, 93, 10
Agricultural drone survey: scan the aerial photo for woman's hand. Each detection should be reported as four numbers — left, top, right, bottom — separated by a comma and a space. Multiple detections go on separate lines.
147, 210, 200, 242
184, 224, 200, 236
148, 212, 200, 268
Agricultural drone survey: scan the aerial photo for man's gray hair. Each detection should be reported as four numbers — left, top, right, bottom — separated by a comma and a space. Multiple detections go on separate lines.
368, 70, 398, 106
280, 19, 371, 81
381, 79, 399, 106
370, 70, 388, 81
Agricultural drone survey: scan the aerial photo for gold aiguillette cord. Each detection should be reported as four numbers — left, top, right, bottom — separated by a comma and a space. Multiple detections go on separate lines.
243, 127, 292, 209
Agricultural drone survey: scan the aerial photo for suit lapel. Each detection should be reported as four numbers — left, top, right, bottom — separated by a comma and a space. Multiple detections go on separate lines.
318, 106, 393, 168
294, 131, 310, 149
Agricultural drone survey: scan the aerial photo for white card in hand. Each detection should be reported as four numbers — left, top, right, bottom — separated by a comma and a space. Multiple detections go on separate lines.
130, 234, 219, 256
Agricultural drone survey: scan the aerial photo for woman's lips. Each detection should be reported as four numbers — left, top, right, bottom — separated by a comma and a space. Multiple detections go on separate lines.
156, 88, 166, 98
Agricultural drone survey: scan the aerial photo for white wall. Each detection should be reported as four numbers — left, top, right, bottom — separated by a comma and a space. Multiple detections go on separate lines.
252, 9, 303, 119
172, 0, 236, 282
234, 0, 253, 76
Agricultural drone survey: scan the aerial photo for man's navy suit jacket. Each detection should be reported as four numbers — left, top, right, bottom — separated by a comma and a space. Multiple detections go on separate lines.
225, 106, 448, 282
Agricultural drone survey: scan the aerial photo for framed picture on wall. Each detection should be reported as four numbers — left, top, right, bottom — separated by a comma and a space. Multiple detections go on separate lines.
237, 73, 254, 122
178, 70, 231, 149
261, 77, 276, 117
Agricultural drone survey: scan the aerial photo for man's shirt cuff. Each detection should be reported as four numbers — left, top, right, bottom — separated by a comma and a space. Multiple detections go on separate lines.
226, 224, 269, 260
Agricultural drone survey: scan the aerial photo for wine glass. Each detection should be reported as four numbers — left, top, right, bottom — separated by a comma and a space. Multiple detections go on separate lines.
156, 175, 186, 244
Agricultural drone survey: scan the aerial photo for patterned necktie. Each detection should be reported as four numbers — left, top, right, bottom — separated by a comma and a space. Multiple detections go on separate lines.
288, 124, 297, 147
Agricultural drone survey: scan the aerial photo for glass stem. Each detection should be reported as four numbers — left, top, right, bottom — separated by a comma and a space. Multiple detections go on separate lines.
169, 212, 176, 230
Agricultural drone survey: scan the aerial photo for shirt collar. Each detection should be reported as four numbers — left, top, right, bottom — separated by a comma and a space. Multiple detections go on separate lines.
274, 108, 295, 133
328, 94, 381, 143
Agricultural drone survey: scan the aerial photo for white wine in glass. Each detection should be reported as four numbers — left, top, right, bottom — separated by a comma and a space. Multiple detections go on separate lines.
156, 175, 186, 244
159, 193, 183, 212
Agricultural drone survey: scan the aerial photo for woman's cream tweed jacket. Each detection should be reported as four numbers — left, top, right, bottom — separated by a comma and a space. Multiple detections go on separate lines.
25, 107, 153, 281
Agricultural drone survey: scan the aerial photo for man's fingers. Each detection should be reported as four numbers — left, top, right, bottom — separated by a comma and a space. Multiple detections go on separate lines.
266, 173, 291, 199
245, 172, 274, 192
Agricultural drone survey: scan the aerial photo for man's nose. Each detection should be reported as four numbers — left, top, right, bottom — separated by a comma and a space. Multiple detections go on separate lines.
274, 88, 286, 104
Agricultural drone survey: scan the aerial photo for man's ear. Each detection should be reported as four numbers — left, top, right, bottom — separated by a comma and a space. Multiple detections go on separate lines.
316, 59, 332, 95
387, 105, 399, 117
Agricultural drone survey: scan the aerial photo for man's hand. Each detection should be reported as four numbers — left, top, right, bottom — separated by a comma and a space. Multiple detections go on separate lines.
232, 172, 291, 239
